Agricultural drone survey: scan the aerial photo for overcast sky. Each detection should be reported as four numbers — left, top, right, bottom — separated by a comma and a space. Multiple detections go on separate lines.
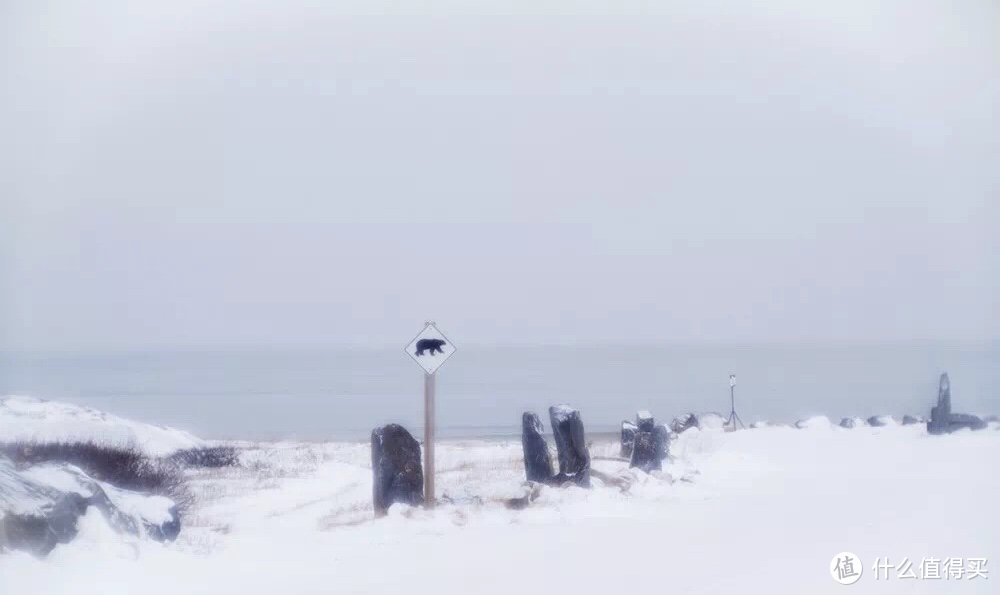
1, 0, 997, 350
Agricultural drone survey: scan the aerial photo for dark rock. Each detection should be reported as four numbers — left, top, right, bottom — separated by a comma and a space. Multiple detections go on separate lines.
548, 405, 591, 487
948, 413, 987, 431
371, 424, 424, 516
866, 415, 890, 427
521, 412, 554, 483
653, 425, 670, 461
629, 431, 661, 473
635, 411, 655, 432
143, 505, 181, 542
504, 482, 544, 510
901, 415, 921, 426
839, 417, 857, 429
927, 373, 986, 435
620, 420, 637, 458
670, 413, 699, 434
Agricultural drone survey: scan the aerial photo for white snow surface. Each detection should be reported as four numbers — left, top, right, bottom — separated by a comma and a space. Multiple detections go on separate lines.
1, 409, 998, 594
0, 395, 204, 456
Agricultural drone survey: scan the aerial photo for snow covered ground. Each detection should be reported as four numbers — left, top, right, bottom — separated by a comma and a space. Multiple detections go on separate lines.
1, 407, 998, 594
0, 396, 204, 457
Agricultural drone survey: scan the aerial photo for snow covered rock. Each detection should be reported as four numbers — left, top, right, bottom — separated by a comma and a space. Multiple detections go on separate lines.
0, 396, 204, 457
928, 373, 987, 434
653, 425, 670, 461
670, 412, 727, 433
521, 412, 554, 483
620, 420, 637, 458
370, 424, 424, 516
548, 405, 590, 487
795, 416, 832, 430
635, 410, 655, 432
0, 456, 180, 556
867, 415, 894, 427
839, 417, 860, 429
697, 412, 728, 430
901, 415, 922, 426
629, 431, 660, 473
670, 413, 699, 434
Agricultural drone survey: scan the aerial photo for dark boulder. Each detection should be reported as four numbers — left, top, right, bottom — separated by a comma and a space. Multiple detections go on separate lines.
948, 413, 987, 431
371, 424, 424, 516
901, 415, 921, 426
653, 425, 670, 461
620, 420, 637, 458
548, 405, 591, 487
521, 412, 554, 483
670, 413, 700, 434
867, 415, 890, 427
839, 417, 857, 429
629, 431, 661, 473
928, 373, 986, 435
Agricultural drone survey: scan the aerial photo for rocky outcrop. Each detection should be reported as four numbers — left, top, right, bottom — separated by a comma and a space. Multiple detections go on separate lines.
839, 417, 857, 429
670, 413, 699, 434
928, 373, 986, 435
521, 412, 554, 483
371, 424, 424, 516
0, 456, 180, 557
548, 405, 591, 487
901, 415, 921, 426
620, 420, 637, 459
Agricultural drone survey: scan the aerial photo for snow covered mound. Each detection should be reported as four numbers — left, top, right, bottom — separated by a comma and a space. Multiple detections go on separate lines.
0, 455, 180, 556
794, 415, 832, 429
0, 396, 204, 457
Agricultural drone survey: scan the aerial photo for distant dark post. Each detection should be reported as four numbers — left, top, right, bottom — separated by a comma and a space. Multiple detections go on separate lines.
725, 373, 745, 430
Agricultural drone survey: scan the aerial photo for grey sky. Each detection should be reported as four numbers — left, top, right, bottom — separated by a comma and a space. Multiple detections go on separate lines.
2, 0, 997, 350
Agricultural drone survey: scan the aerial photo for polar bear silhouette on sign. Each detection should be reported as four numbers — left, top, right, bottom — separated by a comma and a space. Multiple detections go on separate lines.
415, 338, 446, 356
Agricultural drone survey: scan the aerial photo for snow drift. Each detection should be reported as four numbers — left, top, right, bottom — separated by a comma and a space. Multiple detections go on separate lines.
0, 396, 204, 457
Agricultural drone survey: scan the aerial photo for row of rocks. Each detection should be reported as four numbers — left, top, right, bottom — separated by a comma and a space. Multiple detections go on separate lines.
522, 406, 592, 487
837, 415, 924, 429
619, 411, 670, 473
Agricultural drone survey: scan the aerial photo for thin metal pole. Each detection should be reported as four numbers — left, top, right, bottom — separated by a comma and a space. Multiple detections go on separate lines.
423, 371, 436, 508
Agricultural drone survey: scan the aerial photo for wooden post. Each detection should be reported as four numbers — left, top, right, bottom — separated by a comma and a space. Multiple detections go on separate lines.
424, 371, 436, 507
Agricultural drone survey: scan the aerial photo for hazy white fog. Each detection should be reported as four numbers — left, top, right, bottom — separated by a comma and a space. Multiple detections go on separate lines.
2, 1, 997, 350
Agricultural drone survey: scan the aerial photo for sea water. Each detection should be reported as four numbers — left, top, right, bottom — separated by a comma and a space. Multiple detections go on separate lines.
1, 343, 996, 441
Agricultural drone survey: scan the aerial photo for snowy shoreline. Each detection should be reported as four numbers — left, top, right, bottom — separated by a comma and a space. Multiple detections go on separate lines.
2, 396, 998, 594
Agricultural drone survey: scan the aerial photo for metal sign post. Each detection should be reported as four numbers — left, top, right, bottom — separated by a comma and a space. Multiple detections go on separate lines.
423, 371, 435, 507
404, 321, 456, 508
725, 373, 745, 430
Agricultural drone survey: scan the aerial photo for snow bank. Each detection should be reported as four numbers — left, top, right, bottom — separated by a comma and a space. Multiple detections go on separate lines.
0, 396, 204, 457
1, 417, 997, 594
794, 415, 832, 429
